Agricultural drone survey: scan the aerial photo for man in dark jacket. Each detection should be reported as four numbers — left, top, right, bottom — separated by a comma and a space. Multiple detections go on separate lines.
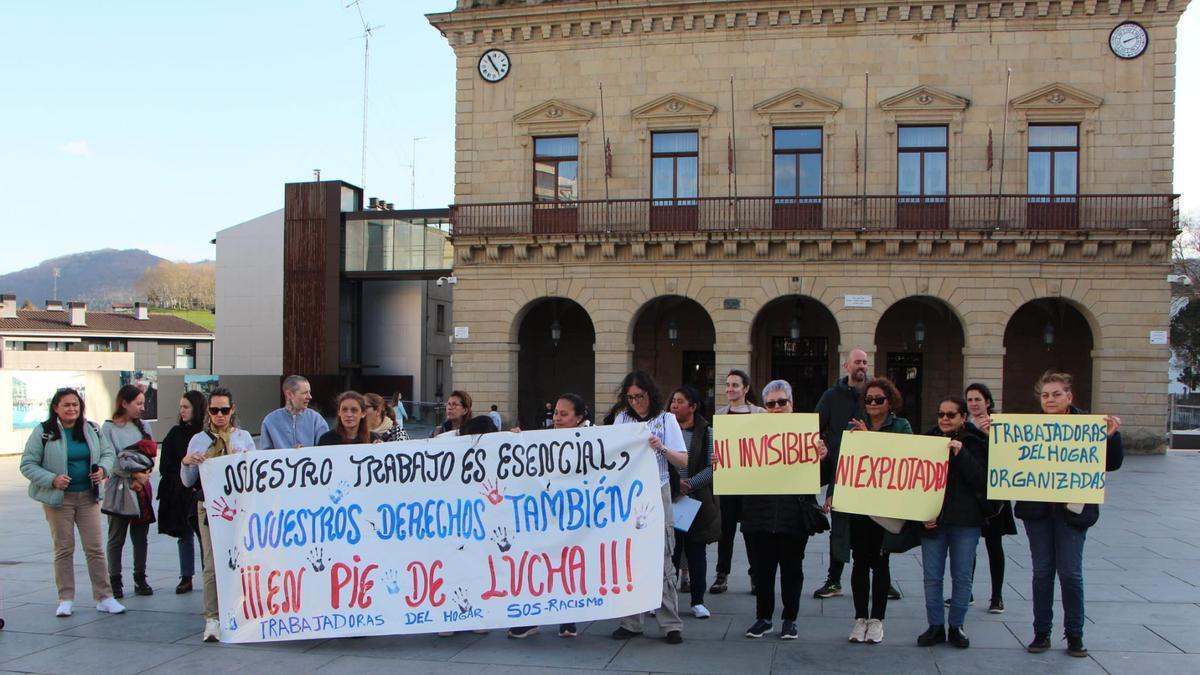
811, 348, 868, 598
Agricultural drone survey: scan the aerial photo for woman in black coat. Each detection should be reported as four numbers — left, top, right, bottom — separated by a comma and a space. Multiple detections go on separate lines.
157, 390, 206, 594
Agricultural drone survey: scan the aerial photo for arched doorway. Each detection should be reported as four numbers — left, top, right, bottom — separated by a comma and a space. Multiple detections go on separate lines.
1003, 298, 1094, 413
631, 296, 716, 412
750, 296, 841, 413
517, 298, 595, 429
874, 296, 965, 431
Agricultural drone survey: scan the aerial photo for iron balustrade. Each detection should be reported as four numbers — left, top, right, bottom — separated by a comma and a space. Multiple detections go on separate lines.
450, 194, 1179, 236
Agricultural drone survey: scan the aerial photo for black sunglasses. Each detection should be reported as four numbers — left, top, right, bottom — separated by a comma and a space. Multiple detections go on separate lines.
937, 411, 962, 419
764, 399, 790, 408
208, 406, 232, 416
864, 395, 888, 405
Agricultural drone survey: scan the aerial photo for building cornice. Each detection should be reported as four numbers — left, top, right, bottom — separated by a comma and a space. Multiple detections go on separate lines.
428, 0, 1188, 49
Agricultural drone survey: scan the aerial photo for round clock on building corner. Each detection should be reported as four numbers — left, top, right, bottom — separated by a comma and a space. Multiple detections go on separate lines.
478, 49, 511, 83
1109, 21, 1148, 59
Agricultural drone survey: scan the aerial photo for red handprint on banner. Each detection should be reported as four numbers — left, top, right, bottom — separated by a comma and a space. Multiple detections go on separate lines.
480, 479, 505, 506
210, 496, 237, 522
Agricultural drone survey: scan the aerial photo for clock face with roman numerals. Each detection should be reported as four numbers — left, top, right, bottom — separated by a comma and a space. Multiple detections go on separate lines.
478, 49, 510, 83
1109, 22, 1148, 59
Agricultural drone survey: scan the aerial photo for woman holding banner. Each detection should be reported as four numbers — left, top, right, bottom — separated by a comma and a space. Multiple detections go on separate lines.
711, 369, 764, 595
741, 380, 827, 640
609, 371, 688, 645
1019, 371, 1122, 658
507, 393, 591, 640
964, 382, 1016, 614
836, 377, 911, 645
917, 395, 988, 649
433, 390, 472, 437
318, 391, 375, 446
180, 387, 257, 643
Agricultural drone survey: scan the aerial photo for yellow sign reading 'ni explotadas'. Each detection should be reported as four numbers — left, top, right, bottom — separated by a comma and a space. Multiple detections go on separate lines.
831, 431, 951, 522
713, 413, 821, 495
987, 414, 1109, 504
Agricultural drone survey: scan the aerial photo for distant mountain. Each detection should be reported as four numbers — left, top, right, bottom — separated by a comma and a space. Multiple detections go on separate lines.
0, 249, 168, 309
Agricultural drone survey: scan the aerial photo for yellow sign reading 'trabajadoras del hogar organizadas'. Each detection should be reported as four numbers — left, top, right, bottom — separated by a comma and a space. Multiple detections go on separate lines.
987, 414, 1109, 504
713, 413, 821, 495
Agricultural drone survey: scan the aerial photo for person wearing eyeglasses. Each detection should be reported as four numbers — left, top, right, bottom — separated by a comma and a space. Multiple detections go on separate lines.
1018, 371, 1122, 658
433, 390, 472, 437
742, 380, 828, 640
837, 377, 912, 645
711, 369, 764, 595
964, 382, 1015, 614
609, 371, 689, 645
363, 392, 408, 443
916, 396, 988, 650
180, 388, 257, 643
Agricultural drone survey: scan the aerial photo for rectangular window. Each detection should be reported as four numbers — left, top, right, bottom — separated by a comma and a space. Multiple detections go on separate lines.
436, 304, 446, 334
174, 344, 196, 370
1028, 125, 1078, 197
651, 131, 699, 203
47, 342, 69, 352
897, 126, 948, 199
533, 136, 578, 203
436, 359, 445, 399
773, 128, 823, 199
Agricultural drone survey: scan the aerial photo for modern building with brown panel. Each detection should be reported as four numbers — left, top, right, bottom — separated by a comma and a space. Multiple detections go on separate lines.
428, 0, 1183, 442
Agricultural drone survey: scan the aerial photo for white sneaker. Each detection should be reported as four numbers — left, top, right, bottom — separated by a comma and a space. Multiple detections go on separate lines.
96, 597, 126, 614
865, 618, 884, 644
848, 618, 867, 643
691, 604, 711, 619
55, 601, 73, 617
203, 619, 220, 643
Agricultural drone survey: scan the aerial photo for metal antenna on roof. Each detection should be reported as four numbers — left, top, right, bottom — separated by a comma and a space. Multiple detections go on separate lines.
52, 267, 60, 301
347, 0, 383, 189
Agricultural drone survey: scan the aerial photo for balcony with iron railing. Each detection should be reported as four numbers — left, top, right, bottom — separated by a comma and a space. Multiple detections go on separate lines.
450, 194, 1179, 237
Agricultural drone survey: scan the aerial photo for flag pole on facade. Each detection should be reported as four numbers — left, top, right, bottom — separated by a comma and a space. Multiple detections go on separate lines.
729, 75, 738, 199
599, 82, 612, 200
862, 71, 869, 225
996, 66, 1012, 228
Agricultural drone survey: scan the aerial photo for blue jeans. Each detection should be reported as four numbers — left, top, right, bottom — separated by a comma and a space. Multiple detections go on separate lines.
178, 527, 200, 578
1025, 512, 1087, 636
921, 526, 981, 627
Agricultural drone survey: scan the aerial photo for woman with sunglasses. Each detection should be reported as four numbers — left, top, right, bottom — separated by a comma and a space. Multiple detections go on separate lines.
180, 388, 256, 643
916, 396, 988, 649
1019, 371, 1122, 658
21, 388, 125, 617
964, 382, 1015, 614
609, 371, 689, 645
839, 377, 911, 645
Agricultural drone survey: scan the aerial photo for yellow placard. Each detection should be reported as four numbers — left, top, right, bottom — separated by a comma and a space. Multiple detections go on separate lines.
713, 413, 821, 495
831, 431, 951, 522
987, 414, 1108, 504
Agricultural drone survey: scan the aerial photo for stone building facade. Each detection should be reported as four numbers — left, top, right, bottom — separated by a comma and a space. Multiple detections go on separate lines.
428, 0, 1184, 439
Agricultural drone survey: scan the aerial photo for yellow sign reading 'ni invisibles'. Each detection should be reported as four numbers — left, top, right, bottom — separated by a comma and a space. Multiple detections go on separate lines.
987, 414, 1109, 504
831, 431, 951, 522
713, 413, 821, 495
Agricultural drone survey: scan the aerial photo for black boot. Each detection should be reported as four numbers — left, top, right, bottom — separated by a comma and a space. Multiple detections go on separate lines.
110, 576, 124, 599
134, 576, 153, 596
176, 577, 193, 594
948, 625, 970, 648
1066, 634, 1088, 657
917, 625, 945, 647
1027, 632, 1051, 653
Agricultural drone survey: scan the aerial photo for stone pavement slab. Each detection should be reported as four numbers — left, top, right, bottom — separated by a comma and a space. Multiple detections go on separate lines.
2, 453, 1200, 673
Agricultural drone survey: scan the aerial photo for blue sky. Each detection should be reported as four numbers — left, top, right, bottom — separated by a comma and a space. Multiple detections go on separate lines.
1, 1, 1197, 275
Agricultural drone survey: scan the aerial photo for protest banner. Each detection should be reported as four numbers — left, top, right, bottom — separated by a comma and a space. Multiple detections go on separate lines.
197, 423, 663, 643
986, 413, 1109, 504
831, 431, 950, 521
712, 413, 821, 495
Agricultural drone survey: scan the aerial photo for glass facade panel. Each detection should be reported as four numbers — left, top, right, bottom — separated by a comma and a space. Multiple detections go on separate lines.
1028, 152, 1051, 194
898, 153, 921, 195
797, 153, 822, 197
343, 217, 453, 273
651, 131, 698, 153
1054, 151, 1078, 194
677, 156, 698, 199
899, 126, 947, 147
924, 153, 947, 196
774, 156, 796, 197
651, 157, 674, 200
534, 136, 578, 157
774, 128, 822, 150
1029, 125, 1078, 147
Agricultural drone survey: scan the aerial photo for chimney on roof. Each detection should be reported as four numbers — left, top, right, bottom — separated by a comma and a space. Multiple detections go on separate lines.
134, 302, 150, 320
1, 294, 15, 319
68, 302, 87, 327
46, 300, 64, 311
368, 197, 379, 209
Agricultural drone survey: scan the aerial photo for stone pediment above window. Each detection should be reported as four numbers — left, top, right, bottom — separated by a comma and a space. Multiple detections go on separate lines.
631, 93, 716, 128
878, 85, 969, 134
513, 99, 594, 136
753, 88, 841, 126
1010, 83, 1102, 129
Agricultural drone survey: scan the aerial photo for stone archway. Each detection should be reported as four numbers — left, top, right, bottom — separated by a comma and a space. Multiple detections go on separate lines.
517, 297, 595, 429
750, 295, 841, 413
630, 295, 717, 412
874, 296, 965, 431
1003, 298, 1094, 413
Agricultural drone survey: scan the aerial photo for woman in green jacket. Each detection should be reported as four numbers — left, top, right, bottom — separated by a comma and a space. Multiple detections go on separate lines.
20, 387, 125, 617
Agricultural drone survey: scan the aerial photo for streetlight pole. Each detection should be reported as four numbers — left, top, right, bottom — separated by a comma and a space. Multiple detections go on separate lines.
411, 136, 427, 209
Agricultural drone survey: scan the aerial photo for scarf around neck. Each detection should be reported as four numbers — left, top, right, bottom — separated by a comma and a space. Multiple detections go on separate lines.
205, 423, 235, 458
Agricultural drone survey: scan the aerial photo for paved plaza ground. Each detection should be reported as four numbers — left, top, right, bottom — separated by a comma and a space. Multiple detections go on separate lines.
2, 451, 1200, 674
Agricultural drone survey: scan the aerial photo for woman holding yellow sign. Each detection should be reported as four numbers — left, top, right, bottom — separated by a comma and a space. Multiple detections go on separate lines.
834, 377, 911, 645
916, 395, 988, 650
1017, 371, 1122, 658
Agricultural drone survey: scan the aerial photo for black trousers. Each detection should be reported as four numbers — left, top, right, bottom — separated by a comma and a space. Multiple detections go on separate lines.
849, 515, 890, 620
715, 495, 750, 576
745, 531, 809, 622
984, 530, 1005, 601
